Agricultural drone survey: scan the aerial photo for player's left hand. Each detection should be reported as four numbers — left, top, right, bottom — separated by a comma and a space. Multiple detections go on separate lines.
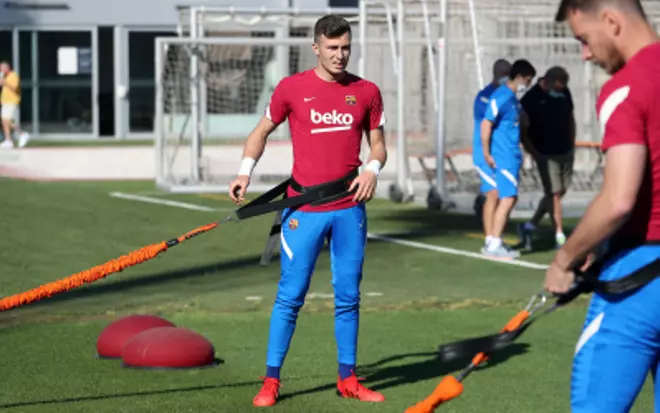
349, 170, 378, 203
543, 260, 575, 295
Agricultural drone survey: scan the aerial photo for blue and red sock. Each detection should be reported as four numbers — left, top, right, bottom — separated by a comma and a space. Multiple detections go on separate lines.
339, 363, 355, 380
266, 365, 281, 380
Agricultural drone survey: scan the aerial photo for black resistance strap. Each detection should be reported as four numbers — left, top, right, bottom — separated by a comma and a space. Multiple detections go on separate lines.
233, 168, 359, 220
438, 256, 660, 362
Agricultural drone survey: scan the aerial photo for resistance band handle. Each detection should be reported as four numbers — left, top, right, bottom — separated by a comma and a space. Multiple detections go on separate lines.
471, 310, 530, 366
232, 180, 290, 220
404, 376, 464, 413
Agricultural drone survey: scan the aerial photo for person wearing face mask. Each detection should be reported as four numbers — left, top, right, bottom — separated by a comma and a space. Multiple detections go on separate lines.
472, 58, 512, 251
480, 59, 537, 259
517, 66, 576, 250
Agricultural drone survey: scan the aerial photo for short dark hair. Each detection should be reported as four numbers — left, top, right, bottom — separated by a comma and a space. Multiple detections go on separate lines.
555, 0, 646, 22
314, 14, 352, 42
544, 66, 570, 85
509, 59, 536, 80
492, 59, 512, 79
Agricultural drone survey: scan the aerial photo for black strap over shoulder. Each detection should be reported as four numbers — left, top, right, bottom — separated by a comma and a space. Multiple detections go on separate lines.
233, 168, 358, 220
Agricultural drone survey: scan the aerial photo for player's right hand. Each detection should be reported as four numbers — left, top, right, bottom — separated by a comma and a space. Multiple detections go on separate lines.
485, 154, 496, 168
229, 175, 250, 205
349, 170, 378, 203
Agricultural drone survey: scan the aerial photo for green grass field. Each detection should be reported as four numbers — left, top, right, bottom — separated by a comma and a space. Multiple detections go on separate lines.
0, 178, 654, 412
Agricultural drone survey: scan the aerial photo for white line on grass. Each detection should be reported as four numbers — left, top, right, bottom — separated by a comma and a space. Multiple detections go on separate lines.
110, 191, 547, 271
367, 233, 549, 270
109, 192, 221, 212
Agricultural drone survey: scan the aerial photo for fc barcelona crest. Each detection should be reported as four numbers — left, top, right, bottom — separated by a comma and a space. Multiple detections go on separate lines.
345, 95, 357, 105
288, 218, 299, 230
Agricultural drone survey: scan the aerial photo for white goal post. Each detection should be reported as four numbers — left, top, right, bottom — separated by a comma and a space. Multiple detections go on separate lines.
154, 3, 443, 202
154, 1, 660, 208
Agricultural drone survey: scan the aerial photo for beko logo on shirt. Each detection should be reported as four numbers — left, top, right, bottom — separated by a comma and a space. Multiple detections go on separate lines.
311, 109, 354, 125
310, 109, 353, 134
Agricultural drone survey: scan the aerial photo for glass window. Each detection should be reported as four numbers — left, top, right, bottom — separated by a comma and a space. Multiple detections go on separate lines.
18, 86, 33, 133
0, 30, 11, 65
329, 0, 358, 6
129, 31, 176, 86
38, 86, 92, 133
128, 86, 155, 133
18, 31, 32, 82
36, 30, 93, 134
38, 31, 91, 83
128, 31, 176, 132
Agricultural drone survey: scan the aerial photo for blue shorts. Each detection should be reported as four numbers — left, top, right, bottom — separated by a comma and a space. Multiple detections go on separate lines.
493, 158, 521, 199
474, 159, 497, 194
571, 244, 660, 412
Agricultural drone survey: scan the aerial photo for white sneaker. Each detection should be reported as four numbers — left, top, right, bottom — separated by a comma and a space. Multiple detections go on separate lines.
0, 139, 14, 149
555, 233, 567, 249
18, 132, 30, 148
483, 244, 521, 260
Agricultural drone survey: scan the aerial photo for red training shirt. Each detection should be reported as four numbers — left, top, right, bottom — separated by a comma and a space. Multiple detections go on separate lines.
266, 69, 385, 212
597, 42, 660, 244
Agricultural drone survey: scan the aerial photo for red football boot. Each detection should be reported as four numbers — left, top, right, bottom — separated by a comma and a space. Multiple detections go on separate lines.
253, 377, 280, 407
337, 373, 385, 402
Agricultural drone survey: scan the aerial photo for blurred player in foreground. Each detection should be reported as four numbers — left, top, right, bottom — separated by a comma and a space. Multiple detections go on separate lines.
472, 59, 512, 250
480, 59, 536, 259
545, 0, 660, 411
228, 14, 387, 407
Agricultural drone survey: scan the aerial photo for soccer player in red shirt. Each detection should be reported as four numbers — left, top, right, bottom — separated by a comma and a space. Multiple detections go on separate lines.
228, 14, 387, 407
546, 0, 660, 411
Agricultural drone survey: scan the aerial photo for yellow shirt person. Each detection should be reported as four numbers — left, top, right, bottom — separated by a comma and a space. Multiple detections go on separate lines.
1, 70, 20, 105
0, 61, 29, 149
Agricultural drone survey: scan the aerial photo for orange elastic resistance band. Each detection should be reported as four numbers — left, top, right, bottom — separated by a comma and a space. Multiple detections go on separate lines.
0, 221, 222, 312
404, 296, 544, 413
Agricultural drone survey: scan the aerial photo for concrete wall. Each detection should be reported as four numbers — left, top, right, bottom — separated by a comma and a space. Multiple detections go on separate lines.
0, 0, 327, 27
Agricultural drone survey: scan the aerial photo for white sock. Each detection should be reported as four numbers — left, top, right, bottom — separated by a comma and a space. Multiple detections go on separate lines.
488, 237, 502, 251
485, 235, 493, 245
524, 222, 536, 231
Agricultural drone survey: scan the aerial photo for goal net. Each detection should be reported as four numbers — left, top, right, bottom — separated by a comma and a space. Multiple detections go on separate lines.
154, 3, 441, 197
154, 1, 660, 207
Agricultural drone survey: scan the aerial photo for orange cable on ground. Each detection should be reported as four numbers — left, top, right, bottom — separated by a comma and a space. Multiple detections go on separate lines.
404, 310, 531, 413
0, 221, 221, 312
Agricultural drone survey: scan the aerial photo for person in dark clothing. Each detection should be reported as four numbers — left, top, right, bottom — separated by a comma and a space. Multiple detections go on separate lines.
518, 66, 576, 250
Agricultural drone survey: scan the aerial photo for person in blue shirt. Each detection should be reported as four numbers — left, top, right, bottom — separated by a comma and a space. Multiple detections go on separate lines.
480, 59, 537, 259
473, 59, 511, 250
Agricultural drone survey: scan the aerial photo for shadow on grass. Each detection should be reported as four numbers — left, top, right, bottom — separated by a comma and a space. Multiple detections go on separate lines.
278, 342, 530, 401
6, 253, 279, 316
369, 208, 570, 254
0, 381, 261, 409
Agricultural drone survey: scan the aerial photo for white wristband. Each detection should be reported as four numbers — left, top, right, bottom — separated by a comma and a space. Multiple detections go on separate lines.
365, 159, 382, 176
238, 157, 257, 177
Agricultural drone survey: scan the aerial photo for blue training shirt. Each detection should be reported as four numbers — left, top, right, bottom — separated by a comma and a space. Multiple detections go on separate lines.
483, 84, 522, 163
472, 83, 499, 163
